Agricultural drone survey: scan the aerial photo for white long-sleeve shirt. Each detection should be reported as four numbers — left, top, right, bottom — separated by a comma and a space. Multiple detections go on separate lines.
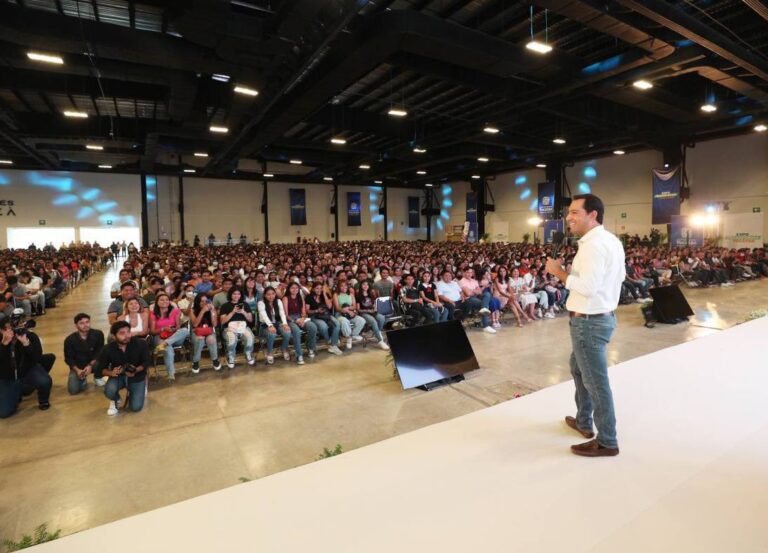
257, 299, 287, 327
565, 225, 626, 315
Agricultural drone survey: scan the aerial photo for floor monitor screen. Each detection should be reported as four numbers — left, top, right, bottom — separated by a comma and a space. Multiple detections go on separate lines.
388, 320, 479, 390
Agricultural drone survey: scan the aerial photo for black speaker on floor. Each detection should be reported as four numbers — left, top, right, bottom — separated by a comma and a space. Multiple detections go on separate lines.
388, 320, 479, 391
647, 284, 694, 325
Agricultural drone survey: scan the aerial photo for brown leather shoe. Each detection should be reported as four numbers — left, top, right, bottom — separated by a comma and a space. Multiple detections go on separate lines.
571, 439, 619, 457
564, 416, 595, 439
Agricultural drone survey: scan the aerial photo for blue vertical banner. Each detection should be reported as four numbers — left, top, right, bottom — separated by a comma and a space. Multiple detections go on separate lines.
670, 215, 704, 247
407, 196, 420, 228
538, 181, 555, 219
289, 188, 306, 226
466, 193, 478, 243
543, 219, 564, 244
347, 192, 361, 226
652, 166, 681, 224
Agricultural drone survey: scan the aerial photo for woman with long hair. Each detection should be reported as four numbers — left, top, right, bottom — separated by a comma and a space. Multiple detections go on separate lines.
419, 269, 449, 322
281, 281, 316, 364
355, 280, 390, 350
220, 287, 256, 368
257, 286, 292, 365
121, 297, 149, 337
190, 292, 221, 373
332, 280, 366, 350
494, 266, 528, 327
149, 292, 189, 381
305, 281, 343, 356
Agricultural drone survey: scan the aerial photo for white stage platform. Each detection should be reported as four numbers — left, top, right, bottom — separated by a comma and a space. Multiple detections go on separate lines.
39, 318, 768, 553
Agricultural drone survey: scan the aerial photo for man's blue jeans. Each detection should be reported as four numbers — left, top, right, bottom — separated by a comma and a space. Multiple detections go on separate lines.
104, 375, 146, 412
458, 290, 491, 327
569, 313, 618, 448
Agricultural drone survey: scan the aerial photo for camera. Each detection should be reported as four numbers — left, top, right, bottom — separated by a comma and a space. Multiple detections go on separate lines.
10, 308, 36, 336
123, 364, 137, 375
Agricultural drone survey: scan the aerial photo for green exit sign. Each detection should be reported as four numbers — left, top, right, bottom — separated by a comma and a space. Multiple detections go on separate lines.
620, 212, 627, 219
107, 220, 113, 225
754, 207, 761, 213
38, 220, 45, 225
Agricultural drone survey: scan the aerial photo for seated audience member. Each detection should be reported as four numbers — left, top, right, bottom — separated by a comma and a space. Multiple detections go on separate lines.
332, 281, 367, 350
142, 277, 164, 305
122, 297, 150, 337
477, 267, 504, 327
195, 270, 216, 296
0, 317, 53, 417
220, 287, 256, 368
212, 278, 234, 311
355, 280, 390, 350
257, 286, 291, 364
305, 282, 343, 356
189, 293, 221, 373
110, 268, 136, 298
64, 313, 105, 394
0, 297, 14, 323
419, 270, 449, 323
20, 272, 46, 316
373, 266, 394, 298
524, 268, 555, 318
494, 266, 527, 327
456, 268, 495, 333
95, 321, 150, 416
509, 267, 540, 320
108, 282, 148, 324
282, 282, 317, 364
7, 275, 33, 318
400, 272, 435, 325
176, 283, 195, 326
243, 277, 260, 312
150, 292, 190, 381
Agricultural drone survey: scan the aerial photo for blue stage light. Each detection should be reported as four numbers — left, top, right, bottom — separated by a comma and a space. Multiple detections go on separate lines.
583, 166, 597, 179
520, 188, 531, 200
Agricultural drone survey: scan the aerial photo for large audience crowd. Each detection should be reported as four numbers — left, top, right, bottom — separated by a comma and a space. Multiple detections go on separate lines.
0, 238, 766, 419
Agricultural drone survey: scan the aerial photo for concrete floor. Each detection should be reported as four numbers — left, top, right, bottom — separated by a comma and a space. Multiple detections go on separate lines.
0, 263, 766, 543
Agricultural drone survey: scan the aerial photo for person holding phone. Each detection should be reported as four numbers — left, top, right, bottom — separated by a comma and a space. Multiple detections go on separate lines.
190, 294, 221, 373
149, 293, 188, 382
219, 287, 255, 368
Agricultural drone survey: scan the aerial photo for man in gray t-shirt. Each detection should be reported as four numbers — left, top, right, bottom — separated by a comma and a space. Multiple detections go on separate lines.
373, 268, 394, 298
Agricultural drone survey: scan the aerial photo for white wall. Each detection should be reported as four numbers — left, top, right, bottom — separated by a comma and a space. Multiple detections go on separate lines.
147, 175, 182, 243
486, 169, 546, 242
183, 177, 265, 243
267, 182, 333, 243
0, 169, 141, 248
684, 132, 768, 237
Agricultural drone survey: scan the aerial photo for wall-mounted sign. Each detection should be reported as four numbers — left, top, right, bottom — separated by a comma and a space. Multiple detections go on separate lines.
0, 199, 17, 216
39, 220, 45, 225
107, 220, 113, 225
754, 207, 761, 213
621, 212, 627, 219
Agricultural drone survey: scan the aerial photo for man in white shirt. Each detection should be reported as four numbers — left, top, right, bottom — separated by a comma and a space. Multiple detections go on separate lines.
546, 194, 625, 457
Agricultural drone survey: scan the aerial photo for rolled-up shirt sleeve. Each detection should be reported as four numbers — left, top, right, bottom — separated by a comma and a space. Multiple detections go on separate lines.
565, 243, 606, 298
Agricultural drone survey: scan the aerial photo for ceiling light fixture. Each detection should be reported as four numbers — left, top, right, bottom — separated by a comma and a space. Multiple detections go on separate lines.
536, 163, 547, 168
263, 173, 274, 178
98, 164, 112, 169
359, 164, 371, 170
209, 125, 229, 133
700, 103, 717, 113
483, 126, 500, 134
552, 137, 566, 144
211, 74, 230, 83
0, 160, 14, 165
477, 157, 489, 162
388, 108, 408, 117
754, 124, 767, 132
233, 85, 259, 97
289, 159, 302, 165
86, 144, 103, 151
194, 152, 209, 157
413, 147, 427, 153
525, 40, 552, 54
613, 149, 626, 155
27, 51, 64, 65
471, 175, 481, 179
425, 183, 434, 187
63, 110, 88, 118
374, 180, 383, 184
184, 169, 196, 173
330, 137, 347, 145
633, 79, 653, 90
323, 177, 333, 181
416, 170, 427, 175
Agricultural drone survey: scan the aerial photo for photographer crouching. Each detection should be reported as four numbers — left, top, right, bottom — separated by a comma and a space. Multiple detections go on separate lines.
0, 310, 54, 418
95, 320, 151, 416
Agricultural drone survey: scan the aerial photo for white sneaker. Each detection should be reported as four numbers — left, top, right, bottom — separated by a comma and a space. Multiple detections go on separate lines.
346, 338, 352, 350
107, 401, 118, 416
544, 312, 555, 319
553, 305, 560, 313
351, 335, 364, 343
635, 298, 647, 304
328, 345, 343, 356
483, 326, 497, 334
297, 356, 305, 365
95, 376, 107, 387
283, 351, 290, 361
266, 355, 274, 365
479, 307, 491, 315
308, 350, 316, 359
378, 340, 390, 351
536, 308, 543, 318
246, 353, 255, 366
227, 357, 235, 369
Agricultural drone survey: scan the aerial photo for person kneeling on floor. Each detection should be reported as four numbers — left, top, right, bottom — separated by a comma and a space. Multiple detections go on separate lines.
95, 321, 151, 416
64, 312, 106, 394
0, 313, 54, 417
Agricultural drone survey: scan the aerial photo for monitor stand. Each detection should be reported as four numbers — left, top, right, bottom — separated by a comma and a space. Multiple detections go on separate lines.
417, 374, 465, 392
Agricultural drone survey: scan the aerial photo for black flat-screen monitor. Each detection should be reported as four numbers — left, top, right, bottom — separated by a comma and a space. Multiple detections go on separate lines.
387, 320, 479, 390
650, 284, 694, 323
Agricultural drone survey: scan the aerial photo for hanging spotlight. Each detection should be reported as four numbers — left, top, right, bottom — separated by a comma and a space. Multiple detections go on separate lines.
388, 108, 408, 117
536, 163, 547, 168
289, 159, 302, 165
27, 51, 64, 65
526, 41, 552, 54
233, 85, 259, 97
323, 177, 333, 181
63, 110, 88, 118
86, 144, 104, 151
263, 173, 274, 178
330, 137, 347, 145
0, 160, 13, 165
552, 137, 566, 144
359, 164, 371, 170
633, 80, 653, 90
754, 124, 767, 132
700, 103, 717, 113
413, 147, 427, 153
477, 157, 489, 162
184, 169, 196, 173
471, 175, 481, 179
209, 125, 229, 133
194, 152, 209, 157
424, 183, 434, 187
374, 180, 383, 184
483, 126, 500, 134
416, 170, 427, 175
97, 164, 112, 169
613, 150, 626, 155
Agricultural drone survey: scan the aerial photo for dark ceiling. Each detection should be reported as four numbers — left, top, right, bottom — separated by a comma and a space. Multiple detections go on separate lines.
0, 0, 767, 188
